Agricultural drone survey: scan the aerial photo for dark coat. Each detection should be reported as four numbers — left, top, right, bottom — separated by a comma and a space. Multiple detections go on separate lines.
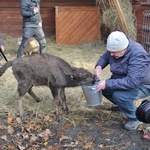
20, 0, 42, 27
96, 38, 150, 90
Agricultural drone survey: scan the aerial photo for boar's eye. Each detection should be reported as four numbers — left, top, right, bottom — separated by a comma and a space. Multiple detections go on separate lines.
83, 74, 89, 79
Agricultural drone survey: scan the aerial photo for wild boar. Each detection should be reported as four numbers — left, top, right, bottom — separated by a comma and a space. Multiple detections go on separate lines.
0, 53, 94, 121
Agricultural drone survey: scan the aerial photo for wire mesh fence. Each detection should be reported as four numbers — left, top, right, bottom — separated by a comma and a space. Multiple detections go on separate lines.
142, 10, 150, 53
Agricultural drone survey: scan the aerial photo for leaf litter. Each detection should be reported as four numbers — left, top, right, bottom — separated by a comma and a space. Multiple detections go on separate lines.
0, 34, 149, 149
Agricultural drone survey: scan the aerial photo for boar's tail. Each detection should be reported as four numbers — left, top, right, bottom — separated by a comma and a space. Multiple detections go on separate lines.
0, 60, 14, 76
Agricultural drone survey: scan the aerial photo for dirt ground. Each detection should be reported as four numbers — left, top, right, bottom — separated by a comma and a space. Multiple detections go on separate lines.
0, 35, 150, 150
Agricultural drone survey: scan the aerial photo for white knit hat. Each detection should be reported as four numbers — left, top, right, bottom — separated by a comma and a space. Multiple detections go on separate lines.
106, 31, 129, 52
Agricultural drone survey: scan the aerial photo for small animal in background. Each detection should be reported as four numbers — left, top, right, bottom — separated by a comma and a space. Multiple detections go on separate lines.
0, 53, 94, 122
17, 37, 39, 55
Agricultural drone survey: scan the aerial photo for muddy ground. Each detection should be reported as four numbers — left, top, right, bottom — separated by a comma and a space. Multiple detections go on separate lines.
0, 35, 149, 150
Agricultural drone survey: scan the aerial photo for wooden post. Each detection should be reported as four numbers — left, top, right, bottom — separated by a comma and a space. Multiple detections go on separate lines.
110, 0, 128, 33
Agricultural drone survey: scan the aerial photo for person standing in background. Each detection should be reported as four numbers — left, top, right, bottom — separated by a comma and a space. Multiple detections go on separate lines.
17, 0, 46, 58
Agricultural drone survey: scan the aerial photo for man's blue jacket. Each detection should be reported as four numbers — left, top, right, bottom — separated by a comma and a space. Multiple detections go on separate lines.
96, 38, 150, 90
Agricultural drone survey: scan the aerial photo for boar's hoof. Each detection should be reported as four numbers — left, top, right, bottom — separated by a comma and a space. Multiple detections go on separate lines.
36, 98, 42, 102
62, 108, 69, 114
20, 114, 26, 121
64, 110, 71, 115
56, 116, 63, 123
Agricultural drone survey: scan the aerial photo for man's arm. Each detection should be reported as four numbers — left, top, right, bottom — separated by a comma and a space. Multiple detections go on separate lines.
20, 0, 36, 17
106, 53, 150, 90
0, 33, 4, 51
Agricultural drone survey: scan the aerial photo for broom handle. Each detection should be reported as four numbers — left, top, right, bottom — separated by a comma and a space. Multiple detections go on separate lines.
108, 0, 128, 33
0, 47, 8, 61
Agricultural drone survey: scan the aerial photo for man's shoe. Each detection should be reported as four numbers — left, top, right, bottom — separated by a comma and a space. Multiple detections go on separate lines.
110, 106, 121, 112
124, 119, 143, 131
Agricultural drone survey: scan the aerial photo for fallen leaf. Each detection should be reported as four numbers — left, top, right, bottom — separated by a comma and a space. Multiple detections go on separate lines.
137, 125, 143, 133
98, 144, 103, 148
124, 141, 131, 147
30, 134, 38, 142
78, 135, 84, 141
102, 131, 110, 135
18, 145, 26, 150
8, 145, 15, 149
97, 123, 103, 127
44, 115, 51, 121
38, 129, 51, 141
48, 146, 56, 150
63, 141, 79, 148
1, 135, 7, 141
105, 138, 111, 141
84, 141, 93, 149
43, 135, 49, 141
62, 123, 71, 130
57, 131, 63, 136
43, 141, 48, 146
21, 132, 29, 140
44, 129, 51, 135
146, 127, 150, 132
7, 125, 14, 134
7, 117, 13, 124
49, 133, 55, 138
102, 110, 111, 115
59, 135, 71, 144
142, 133, 150, 141
0, 125, 7, 130
16, 117, 22, 124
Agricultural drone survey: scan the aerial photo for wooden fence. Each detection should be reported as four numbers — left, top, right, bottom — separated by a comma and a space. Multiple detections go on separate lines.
0, 0, 95, 37
55, 6, 100, 45
132, 0, 150, 43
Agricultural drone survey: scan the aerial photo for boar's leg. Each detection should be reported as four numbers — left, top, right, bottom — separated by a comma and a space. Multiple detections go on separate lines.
28, 86, 42, 102
17, 80, 32, 120
59, 88, 69, 114
50, 87, 69, 122
17, 92, 25, 120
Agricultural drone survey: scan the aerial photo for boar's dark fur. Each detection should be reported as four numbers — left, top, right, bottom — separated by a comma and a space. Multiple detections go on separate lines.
0, 53, 94, 121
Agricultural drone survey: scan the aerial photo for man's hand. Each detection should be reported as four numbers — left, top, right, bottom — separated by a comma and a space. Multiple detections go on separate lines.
94, 66, 102, 80
39, 22, 42, 27
0, 45, 4, 51
94, 80, 106, 93
34, 7, 38, 14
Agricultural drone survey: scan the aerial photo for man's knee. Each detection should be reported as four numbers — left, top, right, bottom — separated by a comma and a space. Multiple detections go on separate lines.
112, 91, 126, 103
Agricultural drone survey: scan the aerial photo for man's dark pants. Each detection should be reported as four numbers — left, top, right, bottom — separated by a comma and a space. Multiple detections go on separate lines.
17, 26, 46, 58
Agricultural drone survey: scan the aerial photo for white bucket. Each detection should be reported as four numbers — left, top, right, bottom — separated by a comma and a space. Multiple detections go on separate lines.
82, 83, 102, 106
